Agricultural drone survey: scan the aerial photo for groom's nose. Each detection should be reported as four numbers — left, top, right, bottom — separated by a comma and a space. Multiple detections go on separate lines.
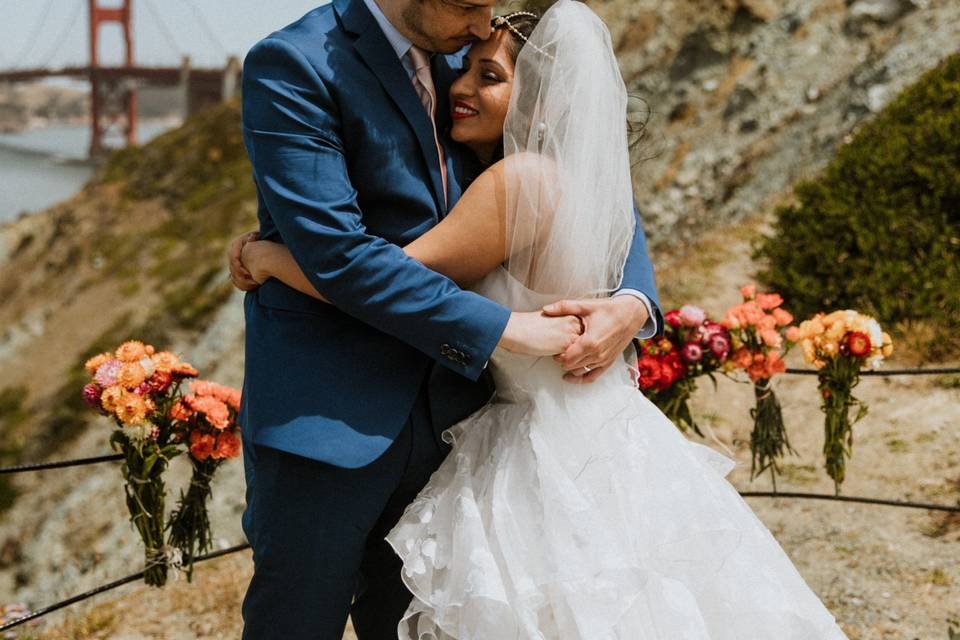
466, 11, 494, 40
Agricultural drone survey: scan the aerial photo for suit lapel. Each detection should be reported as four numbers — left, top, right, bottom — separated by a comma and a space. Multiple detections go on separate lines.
335, 0, 447, 214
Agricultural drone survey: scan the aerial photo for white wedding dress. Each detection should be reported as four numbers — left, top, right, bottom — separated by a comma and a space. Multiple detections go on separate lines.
386, 269, 849, 640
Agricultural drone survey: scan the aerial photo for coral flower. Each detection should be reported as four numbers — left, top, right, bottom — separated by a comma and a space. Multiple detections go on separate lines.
115, 391, 149, 425
115, 340, 148, 363
213, 431, 242, 460
225, 389, 242, 412
846, 331, 872, 358
189, 430, 216, 461
785, 326, 801, 342
117, 362, 148, 389
189, 396, 231, 429
760, 329, 782, 349
756, 293, 784, 311
170, 399, 193, 421
772, 308, 794, 326
747, 355, 768, 382
731, 346, 753, 369
765, 352, 786, 376
190, 380, 215, 397
739, 284, 757, 299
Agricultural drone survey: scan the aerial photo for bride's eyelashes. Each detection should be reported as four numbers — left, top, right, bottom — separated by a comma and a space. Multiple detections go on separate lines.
456, 62, 505, 84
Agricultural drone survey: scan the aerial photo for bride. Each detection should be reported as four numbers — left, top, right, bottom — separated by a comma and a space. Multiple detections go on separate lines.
229, 2, 849, 637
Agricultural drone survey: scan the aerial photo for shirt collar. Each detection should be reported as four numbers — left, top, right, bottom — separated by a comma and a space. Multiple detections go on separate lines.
361, 0, 413, 62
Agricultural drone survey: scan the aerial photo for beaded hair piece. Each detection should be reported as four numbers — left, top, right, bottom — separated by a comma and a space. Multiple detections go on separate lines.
492, 11, 555, 60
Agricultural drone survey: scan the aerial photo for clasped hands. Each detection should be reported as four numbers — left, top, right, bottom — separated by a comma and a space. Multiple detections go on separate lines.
227, 232, 649, 384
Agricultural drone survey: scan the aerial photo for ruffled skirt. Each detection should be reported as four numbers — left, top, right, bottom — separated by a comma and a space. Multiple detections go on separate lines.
386, 374, 848, 639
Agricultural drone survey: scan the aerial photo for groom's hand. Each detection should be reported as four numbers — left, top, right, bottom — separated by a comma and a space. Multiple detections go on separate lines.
542, 296, 649, 384
227, 231, 262, 291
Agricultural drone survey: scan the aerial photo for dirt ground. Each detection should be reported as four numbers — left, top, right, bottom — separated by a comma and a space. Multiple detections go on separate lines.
31, 216, 960, 639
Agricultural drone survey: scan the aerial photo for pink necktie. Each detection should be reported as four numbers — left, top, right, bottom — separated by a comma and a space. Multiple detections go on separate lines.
407, 45, 448, 206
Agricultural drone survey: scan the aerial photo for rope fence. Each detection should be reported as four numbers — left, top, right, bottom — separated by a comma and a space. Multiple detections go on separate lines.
0, 365, 956, 631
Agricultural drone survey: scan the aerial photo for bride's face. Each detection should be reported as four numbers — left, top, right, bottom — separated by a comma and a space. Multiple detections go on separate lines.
448, 29, 514, 164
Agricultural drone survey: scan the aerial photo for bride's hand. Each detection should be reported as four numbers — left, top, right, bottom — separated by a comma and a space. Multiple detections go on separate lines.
227, 230, 261, 291
498, 311, 584, 357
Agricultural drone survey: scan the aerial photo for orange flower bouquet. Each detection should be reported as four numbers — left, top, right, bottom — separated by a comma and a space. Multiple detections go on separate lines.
82, 341, 199, 586
166, 380, 242, 579
789, 310, 893, 494
723, 285, 797, 489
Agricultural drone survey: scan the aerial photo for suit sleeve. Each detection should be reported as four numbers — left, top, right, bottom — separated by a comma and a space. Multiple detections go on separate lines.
241, 37, 511, 381
616, 202, 664, 337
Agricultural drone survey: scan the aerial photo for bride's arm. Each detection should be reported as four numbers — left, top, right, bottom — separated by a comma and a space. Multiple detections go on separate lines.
240, 160, 512, 298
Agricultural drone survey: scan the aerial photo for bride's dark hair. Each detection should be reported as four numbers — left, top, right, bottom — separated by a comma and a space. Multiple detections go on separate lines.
487, 10, 649, 167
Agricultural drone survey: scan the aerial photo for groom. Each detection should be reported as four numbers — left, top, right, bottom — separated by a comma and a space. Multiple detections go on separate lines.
235, 0, 663, 638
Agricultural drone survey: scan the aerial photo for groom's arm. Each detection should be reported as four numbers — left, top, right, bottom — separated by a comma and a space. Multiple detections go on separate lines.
614, 203, 663, 339
241, 37, 510, 381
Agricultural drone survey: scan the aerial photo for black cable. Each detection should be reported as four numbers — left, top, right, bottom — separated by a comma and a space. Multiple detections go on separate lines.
740, 491, 960, 512
0, 543, 251, 633
3, 489, 959, 631
785, 367, 960, 376
0, 454, 123, 475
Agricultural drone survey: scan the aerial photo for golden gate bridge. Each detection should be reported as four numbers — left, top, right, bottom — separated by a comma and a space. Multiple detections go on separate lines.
0, 0, 241, 158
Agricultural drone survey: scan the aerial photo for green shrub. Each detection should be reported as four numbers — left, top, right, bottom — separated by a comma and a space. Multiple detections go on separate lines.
755, 53, 960, 359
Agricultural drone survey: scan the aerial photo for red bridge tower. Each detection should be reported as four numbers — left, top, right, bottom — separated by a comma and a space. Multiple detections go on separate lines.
88, 0, 137, 157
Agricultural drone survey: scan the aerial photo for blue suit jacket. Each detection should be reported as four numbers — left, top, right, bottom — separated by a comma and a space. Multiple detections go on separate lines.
238, 0, 663, 469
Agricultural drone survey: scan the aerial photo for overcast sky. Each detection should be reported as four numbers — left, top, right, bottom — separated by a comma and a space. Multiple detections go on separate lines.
0, 1, 328, 70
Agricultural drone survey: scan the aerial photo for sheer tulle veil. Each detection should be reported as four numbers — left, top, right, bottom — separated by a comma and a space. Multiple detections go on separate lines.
502, 0, 635, 300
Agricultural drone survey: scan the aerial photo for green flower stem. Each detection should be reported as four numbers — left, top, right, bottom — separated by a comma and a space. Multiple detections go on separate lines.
112, 432, 180, 587
748, 378, 796, 492
167, 456, 221, 581
818, 356, 868, 495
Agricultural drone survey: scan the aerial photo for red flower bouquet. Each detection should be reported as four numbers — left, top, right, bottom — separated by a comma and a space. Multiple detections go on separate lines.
637, 305, 732, 436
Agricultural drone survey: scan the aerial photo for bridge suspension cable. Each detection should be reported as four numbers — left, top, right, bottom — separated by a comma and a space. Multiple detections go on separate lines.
175, 0, 228, 61
37, 0, 85, 68
10, 0, 59, 69
143, 0, 186, 61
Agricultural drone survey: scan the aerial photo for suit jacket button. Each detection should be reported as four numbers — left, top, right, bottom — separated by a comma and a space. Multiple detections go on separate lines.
440, 344, 451, 356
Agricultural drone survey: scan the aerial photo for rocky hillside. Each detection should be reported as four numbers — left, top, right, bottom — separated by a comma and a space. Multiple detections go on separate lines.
593, 0, 960, 242
0, 0, 957, 636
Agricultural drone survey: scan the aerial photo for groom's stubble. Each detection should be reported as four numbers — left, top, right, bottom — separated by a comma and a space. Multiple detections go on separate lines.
381, 0, 495, 54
